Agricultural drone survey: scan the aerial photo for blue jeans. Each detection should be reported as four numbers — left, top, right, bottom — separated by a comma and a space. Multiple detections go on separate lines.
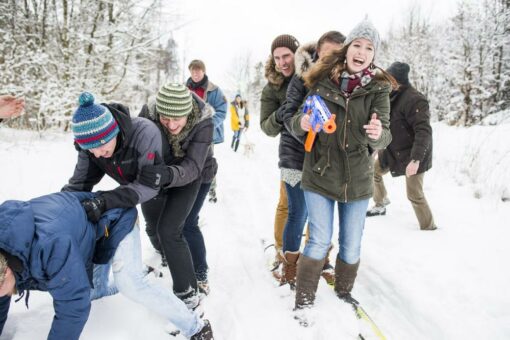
183, 182, 211, 281
302, 190, 369, 264
91, 225, 203, 338
283, 181, 308, 252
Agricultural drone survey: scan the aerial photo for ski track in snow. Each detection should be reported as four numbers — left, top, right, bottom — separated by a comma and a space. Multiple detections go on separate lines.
1, 123, 510, 340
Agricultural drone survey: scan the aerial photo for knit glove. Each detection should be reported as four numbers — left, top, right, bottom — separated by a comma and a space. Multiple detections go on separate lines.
139, 164, 173, 189
81, 196, 106, 223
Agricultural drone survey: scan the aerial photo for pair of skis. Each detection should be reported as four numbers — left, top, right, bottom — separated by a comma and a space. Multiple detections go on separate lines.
262, 240, 386, 340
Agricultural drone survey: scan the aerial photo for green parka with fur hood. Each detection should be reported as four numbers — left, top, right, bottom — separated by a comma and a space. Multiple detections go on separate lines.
290, 75, 392, 202
259, 55, 291, 137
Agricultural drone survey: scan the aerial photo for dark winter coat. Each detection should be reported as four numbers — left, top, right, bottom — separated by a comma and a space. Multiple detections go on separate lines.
139, 94, 217, 186
291, 77, 392, 202
0, 191, 137, 340
62, 103, 163, 210
260, 54, 307, 170
379, 84, 433, 176
186, 77, 228, 144
279, 42, 318, 170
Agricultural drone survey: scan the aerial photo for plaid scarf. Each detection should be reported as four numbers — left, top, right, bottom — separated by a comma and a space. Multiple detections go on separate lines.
339, 67, 375, 95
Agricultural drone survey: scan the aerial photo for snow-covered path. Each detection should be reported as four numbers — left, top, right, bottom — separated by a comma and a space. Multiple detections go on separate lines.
0, 123, 509, 340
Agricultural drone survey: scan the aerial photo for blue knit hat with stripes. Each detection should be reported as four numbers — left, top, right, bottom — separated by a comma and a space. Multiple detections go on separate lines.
71, 92, 120, 150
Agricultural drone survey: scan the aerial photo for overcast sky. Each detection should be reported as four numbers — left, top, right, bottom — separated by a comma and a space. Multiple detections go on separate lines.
164, 0, 459, 92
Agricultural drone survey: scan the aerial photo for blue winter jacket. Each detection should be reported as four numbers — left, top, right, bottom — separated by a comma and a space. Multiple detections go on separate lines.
0, 191, 137, 340
207, 85, 228, 144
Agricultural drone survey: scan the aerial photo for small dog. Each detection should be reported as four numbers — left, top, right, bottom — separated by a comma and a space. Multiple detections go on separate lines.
243, 141, 255, 157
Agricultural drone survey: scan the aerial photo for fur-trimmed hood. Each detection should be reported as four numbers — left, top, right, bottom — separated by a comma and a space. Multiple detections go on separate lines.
264, 55, 286, 89
294, 41, 317, 78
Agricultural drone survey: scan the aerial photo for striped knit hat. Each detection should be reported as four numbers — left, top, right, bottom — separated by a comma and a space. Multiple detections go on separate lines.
71, 92, 120, 150
156, 83, 193, 118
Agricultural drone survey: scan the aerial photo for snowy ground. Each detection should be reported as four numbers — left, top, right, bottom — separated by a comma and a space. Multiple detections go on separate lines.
0, 122, 509, 340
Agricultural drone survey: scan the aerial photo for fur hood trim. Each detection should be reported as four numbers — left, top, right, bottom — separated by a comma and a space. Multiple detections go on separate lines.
264, 55, 285, 88
294, 41, 317, 78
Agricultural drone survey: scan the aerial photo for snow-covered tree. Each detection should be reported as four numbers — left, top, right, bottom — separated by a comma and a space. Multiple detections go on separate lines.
0, 0, 180, 130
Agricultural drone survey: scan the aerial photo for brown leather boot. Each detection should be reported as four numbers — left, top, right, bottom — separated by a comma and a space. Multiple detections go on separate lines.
295, 255, 326, 309
280, 251, 300, 287
334, 258, 360, 299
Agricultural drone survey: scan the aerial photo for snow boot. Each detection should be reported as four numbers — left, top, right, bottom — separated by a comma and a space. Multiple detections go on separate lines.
295, 255, 326, 309
366, 205, 386, 217
191, 319, 214, 340
280, 250, 299, 287
334, 258, 360, 300
234, 139, 240, 152
321, 245, 335, 285
366, 197, 390, 217
176, 288, 202, 314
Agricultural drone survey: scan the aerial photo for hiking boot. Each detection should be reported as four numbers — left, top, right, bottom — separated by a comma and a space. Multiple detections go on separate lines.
191, 319, 214, 340
280, 251, 299, 287
366, 205, 386, 217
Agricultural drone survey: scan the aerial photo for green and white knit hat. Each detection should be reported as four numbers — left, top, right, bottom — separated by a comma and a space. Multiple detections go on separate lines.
156, 83, 193, 117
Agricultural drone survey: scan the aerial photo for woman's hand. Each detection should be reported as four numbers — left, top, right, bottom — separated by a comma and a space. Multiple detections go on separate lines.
363, 113, 382, 140
300, 114, 311, 132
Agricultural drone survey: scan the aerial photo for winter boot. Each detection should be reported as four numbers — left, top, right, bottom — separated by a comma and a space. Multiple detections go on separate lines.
366, 197, 390, 217
280, 251, 300, 287
234, 139, 240, 152
321, 245, 335, 286
191, 319, 214, 340
176, 288, 202, 314
231, 136, 236, 149
295, 255, 326, 309
334, 258, 360, 300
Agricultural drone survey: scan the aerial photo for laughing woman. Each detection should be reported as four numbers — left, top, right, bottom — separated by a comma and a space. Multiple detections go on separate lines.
138, 83, 217, 308
289, 19, 396, 312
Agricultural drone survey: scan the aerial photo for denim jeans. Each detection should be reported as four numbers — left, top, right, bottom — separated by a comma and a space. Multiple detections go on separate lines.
282, 182, 308, 252
91, 225, 203, 338
183, 182, 211, 281
302, 190, 369, 264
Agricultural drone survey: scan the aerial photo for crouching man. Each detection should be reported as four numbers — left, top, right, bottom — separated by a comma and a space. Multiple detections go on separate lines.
0, 191, 213, 340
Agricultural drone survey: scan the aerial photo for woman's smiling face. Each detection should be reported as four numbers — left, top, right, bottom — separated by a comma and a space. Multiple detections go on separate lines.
345, 38, 375, 74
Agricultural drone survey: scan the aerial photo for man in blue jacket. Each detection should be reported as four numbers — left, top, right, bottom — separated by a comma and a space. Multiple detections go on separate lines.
0, 191, 213, 340
186, 60, 227, 203
0, 191, 136, 340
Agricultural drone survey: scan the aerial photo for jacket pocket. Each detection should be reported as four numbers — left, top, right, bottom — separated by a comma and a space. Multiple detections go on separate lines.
312, 148, 330, 176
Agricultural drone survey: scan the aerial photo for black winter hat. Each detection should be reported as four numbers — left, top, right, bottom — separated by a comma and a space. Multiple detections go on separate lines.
271, 34, 300, 55
386, 62, 410, 85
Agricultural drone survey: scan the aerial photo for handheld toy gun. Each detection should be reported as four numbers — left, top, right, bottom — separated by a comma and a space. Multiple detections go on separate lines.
303, 95, 336, 152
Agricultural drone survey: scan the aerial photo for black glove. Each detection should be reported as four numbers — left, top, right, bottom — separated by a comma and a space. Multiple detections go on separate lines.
81, 197, 106, 223
139, 164, 173, 189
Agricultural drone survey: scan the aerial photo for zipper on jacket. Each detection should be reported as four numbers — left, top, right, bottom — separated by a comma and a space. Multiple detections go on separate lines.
343, 97, 349, 202
113, 160, 126, 182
